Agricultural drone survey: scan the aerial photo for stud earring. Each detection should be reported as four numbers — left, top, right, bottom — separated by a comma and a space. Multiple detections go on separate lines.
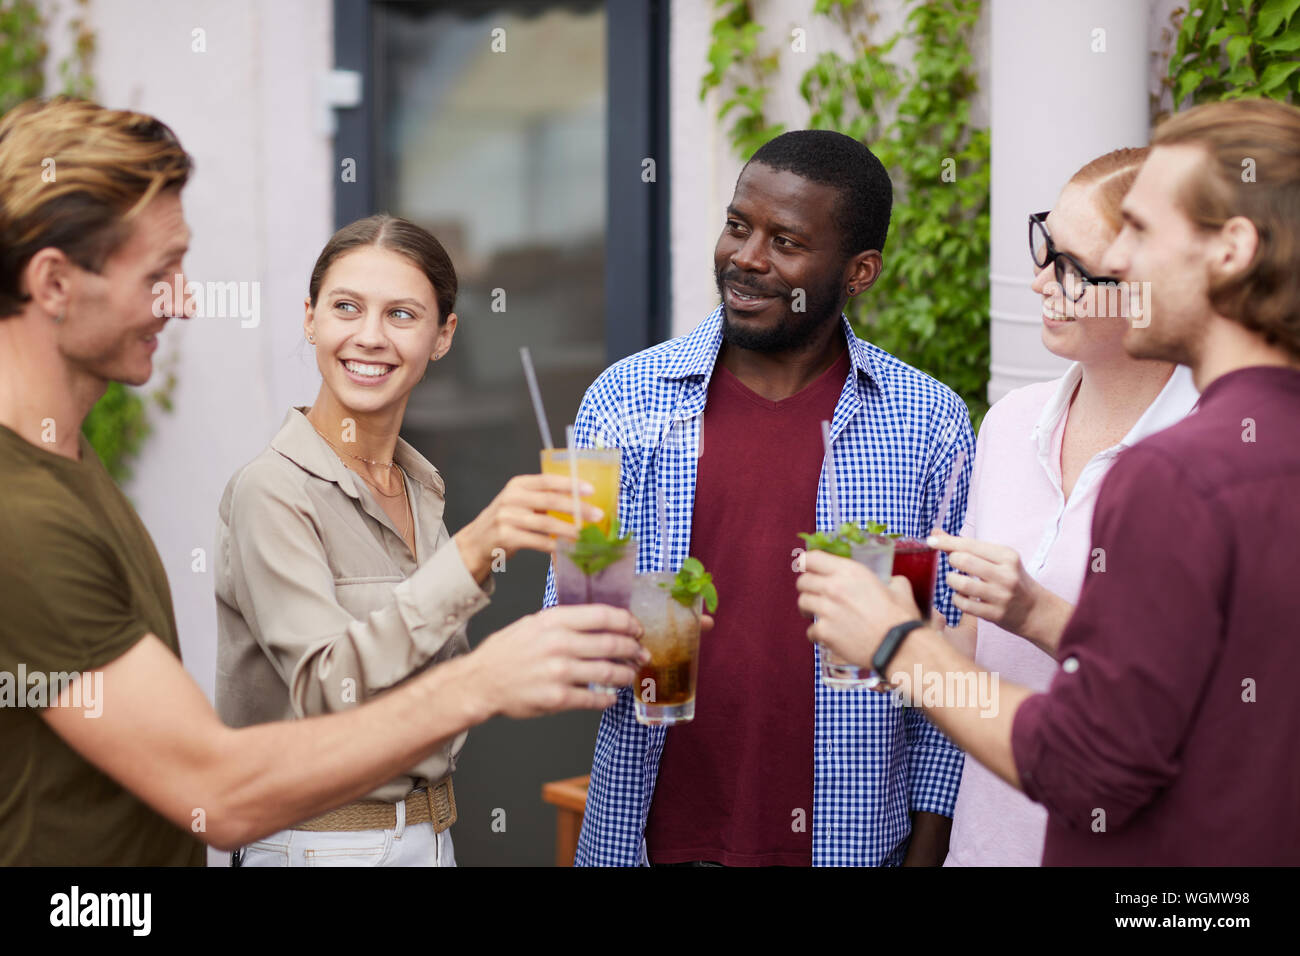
848, 286, 856, 295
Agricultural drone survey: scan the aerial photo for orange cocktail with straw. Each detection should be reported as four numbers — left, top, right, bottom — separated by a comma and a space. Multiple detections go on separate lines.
539, 448, 619, 536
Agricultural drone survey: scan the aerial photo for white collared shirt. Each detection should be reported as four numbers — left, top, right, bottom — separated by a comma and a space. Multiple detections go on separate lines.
945, 362, 1200, 868
1023, 363, 1202, 574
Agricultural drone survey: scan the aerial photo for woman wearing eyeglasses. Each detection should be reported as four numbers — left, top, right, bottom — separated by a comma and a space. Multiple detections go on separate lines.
930, 148, 1200, 866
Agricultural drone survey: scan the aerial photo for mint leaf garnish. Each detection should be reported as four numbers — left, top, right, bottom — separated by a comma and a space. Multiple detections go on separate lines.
800, 520, 899, 556
565, 518, 634, 575
659, 556, 718, 614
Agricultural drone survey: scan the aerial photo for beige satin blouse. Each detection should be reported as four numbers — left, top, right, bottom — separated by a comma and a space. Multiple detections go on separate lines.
215, 406, 491, 804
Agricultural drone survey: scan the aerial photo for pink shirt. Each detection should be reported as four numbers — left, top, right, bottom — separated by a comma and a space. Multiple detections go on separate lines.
943, 363, 1199, 866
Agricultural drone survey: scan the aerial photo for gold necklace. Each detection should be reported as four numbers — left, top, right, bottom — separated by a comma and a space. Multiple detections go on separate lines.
311, 425, 405, 497
310, 422, 413, 544
354, 462, 414, 541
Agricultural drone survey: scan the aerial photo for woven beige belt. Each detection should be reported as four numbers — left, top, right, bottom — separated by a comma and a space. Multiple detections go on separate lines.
293, 778, 456, 833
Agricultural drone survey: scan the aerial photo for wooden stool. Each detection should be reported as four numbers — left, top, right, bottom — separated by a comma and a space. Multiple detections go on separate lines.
540, 774, 589, 866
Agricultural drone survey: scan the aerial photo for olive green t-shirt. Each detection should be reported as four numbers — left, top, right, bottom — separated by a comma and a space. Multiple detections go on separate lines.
0, 424, 205, 866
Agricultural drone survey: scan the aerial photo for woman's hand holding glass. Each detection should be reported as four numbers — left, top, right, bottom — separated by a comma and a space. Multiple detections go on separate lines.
454, 475, 604, 583
926, 532, 1073, 655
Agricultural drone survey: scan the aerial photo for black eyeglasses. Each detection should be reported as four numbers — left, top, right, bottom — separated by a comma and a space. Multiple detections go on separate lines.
1029, 211, 1121, 302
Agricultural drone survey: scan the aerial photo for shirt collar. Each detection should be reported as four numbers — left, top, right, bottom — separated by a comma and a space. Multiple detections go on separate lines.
1031, 362, 1201, 458
660, 306, 879, 386
270, 406, 446, 499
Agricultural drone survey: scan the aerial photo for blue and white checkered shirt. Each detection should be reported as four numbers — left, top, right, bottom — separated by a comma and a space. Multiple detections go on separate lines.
544, 306, 974, 866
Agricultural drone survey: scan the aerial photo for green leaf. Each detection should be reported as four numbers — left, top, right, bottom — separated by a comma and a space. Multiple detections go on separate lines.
1224, 60, 1259, 85
1260, 31, 1300, 52
1258, 0, 1300, 36
1226, 34, 1252, 69
1259, 59, 1300, 91
1201, 0, 1225, 35
666, 557, 718, 612
1177, 6, 1203, 49
565, 519, 635, 576
798, 530, 851, 557
1175, 67, 1206, 103
1206, 25, 1233, 47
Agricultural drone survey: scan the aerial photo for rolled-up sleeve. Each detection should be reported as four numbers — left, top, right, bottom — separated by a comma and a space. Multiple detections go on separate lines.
1010, 446, 1226, 830
905, 707, 966, 816
225, 463, 490, 718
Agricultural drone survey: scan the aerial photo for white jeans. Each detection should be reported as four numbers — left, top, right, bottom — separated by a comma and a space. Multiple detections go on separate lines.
239, 799, 455, 867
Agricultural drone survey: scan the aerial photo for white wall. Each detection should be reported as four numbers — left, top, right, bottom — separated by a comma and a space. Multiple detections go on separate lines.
42, 0, 334, 704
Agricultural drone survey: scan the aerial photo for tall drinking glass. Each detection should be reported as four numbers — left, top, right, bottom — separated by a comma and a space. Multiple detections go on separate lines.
630, 572, 702, 725
540, 448, 620, 535
553, 537, 639, 695
892, 537, 939, 620
820, 534, 895, 690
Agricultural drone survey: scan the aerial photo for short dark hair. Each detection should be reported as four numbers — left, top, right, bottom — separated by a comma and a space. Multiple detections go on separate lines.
747, 129, 893, 258
308, 214, 457, 323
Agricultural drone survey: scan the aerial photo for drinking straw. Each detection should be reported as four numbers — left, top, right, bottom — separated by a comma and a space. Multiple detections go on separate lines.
565, 425, 584, 532
934, 448, 968, 534
519, 347, 553, 449
657, 478, 668, 573
820, 420, 841, 530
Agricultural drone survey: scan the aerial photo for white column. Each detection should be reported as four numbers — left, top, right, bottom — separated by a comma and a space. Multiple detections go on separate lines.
989, 0, 1149, 403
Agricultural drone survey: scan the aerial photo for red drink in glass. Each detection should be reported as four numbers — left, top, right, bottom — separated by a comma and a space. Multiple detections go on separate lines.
892, 537, 939, 619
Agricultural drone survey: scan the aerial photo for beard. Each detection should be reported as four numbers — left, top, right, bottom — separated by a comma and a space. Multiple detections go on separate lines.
1123, 325, 1196, 366
1121, 290, 1207, 367
715, 266, 845, 354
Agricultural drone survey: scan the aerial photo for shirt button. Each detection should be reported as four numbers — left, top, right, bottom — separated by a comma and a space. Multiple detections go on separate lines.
445, 614, 458, 626
1062, 656, 1079, 674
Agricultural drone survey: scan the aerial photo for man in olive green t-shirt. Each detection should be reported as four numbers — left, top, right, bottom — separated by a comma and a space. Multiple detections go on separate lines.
0, 425, 205, 865
0, 98, 644, 865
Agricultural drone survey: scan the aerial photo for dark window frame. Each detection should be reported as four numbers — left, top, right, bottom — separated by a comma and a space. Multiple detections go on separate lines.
331, 0, 671, 360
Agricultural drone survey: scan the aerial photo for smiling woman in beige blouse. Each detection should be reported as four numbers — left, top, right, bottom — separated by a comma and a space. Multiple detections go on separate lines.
215, 215, 605, 867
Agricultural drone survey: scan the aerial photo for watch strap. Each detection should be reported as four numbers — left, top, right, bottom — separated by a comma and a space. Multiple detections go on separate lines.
872, 619, 927, 679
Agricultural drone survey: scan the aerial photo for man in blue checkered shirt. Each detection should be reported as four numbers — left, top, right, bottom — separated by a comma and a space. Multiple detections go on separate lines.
544, 130, 974, 866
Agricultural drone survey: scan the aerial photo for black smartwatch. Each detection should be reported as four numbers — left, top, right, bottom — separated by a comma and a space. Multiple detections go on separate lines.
871, 620, 927, 682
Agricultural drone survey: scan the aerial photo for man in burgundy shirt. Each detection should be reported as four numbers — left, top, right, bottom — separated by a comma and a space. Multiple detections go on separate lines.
798, 99, 1300, 864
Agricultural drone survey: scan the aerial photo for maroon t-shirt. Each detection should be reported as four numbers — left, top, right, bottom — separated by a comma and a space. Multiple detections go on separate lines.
1012, 366, 1300, 864
644, 347, 850, 866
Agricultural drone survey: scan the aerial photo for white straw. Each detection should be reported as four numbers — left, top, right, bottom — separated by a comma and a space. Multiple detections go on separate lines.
820, 420, 841, 530
657, 479, 668, 572
520, 347, 553, 449
565, 425, 584, 531
934, 448, 967, 534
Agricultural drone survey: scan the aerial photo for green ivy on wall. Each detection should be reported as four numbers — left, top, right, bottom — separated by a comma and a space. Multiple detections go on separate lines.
1166, 0, 1300, 109
0, 0, 173, 481
704, 0, 991, 426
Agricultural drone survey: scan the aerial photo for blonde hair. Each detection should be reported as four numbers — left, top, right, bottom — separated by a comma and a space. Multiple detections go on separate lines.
1152, 98, 1300, 361
1068, 146, 1150, 233
0, 97, 193, 317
